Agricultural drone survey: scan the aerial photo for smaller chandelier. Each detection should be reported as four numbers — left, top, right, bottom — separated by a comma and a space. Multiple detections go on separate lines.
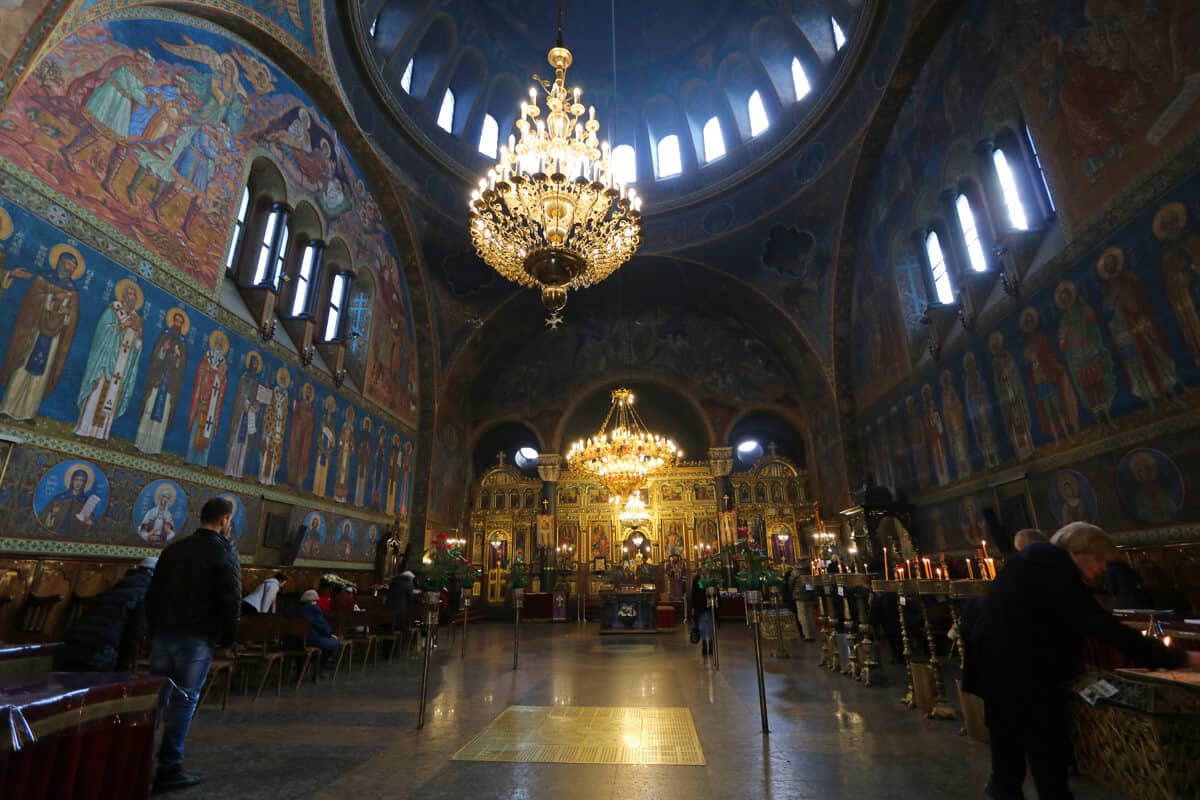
619, 493, 651, 530
468, 15, 642, 316
567, 388, 681, 501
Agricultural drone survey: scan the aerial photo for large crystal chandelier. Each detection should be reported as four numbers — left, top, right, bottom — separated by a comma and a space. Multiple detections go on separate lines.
468, 2, 642, 317
567, 389, 681, 501
618, 492, 651, 529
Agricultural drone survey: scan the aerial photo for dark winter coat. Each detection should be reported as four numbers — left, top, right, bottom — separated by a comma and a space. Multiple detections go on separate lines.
61, 566, 154, 671
146, 529, 241, 647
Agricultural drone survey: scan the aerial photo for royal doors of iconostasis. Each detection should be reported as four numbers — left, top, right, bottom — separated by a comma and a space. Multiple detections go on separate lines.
485, 530, 509, 604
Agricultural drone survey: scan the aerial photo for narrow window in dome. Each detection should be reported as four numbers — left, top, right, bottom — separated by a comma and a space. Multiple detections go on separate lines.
657, 134, 682, 178
325, 273, 349, 342
955, 194, 988, 273
925, 230, 954, 305
270, 222, 290, 290
369, 16, 379, 38
291, 241, 323, 317
224, 186, 250, 274
992, 147, 1029, 231
748, 90, 768, 137
702, 117, 725, 163
437, 88, 455, 132
253, 205, 286, 286
1024, 123, 1055, 213
832, 18, 847, 51
791, 57, 811, 101
612, 144, 637, 185
400, 59, 413, 94
479, 114, 499, 158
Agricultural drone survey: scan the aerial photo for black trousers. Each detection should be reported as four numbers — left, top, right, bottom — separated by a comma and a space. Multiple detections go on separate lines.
985, 695, 1074, 800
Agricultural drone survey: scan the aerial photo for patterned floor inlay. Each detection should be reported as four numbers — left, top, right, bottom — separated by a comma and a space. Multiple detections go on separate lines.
451, 705, 705, 765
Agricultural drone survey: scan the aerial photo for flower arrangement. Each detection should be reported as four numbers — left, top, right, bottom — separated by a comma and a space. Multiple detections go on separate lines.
413, 533, 481, 592
506, 553, 530, 589
732, 536, 783, 591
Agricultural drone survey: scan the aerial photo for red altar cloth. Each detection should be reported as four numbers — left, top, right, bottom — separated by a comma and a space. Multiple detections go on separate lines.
521, 592, 554, 620
0, 672, 169, 800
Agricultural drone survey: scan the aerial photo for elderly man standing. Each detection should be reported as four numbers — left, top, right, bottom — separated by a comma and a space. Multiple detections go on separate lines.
146, 497, 241, 794
969, 522, 1199, 800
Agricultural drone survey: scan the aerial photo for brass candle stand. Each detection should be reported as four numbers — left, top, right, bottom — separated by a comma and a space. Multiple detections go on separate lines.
833, 574, 863, 678
875, 578, 919, 708
947, 579, 991, 671
813, 575, 839, 671
916, 580, 957, 720
842, 574, 880, 686
767, 586, 790, 659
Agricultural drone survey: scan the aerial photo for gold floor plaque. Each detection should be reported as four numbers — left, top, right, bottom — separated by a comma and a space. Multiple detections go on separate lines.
451, 705, 705, 766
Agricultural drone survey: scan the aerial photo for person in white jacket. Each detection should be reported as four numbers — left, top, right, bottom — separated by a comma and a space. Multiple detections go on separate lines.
242, 572, 289, 615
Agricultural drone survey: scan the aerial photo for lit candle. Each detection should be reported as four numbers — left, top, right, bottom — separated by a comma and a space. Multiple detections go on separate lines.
966, 559, 975, 579
897, 566, 905, 580
986, 558, 996, 580
883, 547, 889, 580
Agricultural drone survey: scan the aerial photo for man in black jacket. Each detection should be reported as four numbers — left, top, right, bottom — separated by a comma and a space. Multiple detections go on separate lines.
969, 523, 1198, 800
146, 497, 241, 794
61, 557, 157, 671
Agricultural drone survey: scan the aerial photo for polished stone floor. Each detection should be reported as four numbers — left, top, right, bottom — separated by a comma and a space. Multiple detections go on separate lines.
180, 622, 1127, 799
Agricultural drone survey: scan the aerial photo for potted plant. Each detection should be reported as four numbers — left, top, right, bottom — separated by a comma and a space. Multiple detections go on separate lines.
506, 553, 530, 590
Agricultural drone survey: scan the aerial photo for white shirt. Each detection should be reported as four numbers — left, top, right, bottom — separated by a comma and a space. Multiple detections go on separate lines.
243, 578, 281, 613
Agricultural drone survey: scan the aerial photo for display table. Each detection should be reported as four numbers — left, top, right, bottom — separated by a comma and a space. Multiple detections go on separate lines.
520, 592, 554, 620
1069, 668, 1200, 800
0, 643, 63, 679
1, 672, 170, 800
717, 592, 745, 621
655, 604, 676, 629
599, 590, 658, 634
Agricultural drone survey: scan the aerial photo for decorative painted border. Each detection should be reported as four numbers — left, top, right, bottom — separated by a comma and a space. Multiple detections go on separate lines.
0, 422, 401, 528
294, 557, 373, 570
0, 536, 263, 563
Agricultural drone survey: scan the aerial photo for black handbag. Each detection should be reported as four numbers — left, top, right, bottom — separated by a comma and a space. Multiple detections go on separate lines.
689, 624, 700, 644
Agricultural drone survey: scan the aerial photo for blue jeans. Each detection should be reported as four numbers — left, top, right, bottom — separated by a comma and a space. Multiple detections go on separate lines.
697, 609, 714, 642
150, 634, 213, 769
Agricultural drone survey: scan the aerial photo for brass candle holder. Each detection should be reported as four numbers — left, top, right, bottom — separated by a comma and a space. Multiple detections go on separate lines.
916, 580, 956, 720
874, 578, 918, 707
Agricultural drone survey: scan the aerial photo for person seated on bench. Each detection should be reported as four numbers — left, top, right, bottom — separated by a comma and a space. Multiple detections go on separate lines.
285, 590, 340, 666
242, 572, 288, 616
61, 557, 157, 671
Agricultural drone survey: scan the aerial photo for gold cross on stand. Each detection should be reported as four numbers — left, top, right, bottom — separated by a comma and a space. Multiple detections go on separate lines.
496, 450, 506, 466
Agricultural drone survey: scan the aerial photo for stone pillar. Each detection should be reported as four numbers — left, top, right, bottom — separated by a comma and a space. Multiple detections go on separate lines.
536, 454, 563, 586
707, 446, 734, 552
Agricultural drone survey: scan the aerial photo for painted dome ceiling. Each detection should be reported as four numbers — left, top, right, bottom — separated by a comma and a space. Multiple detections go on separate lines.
324, 0, 931, 445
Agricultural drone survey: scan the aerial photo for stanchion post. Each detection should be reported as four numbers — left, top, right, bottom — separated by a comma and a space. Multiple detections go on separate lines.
512, 587, 524, 671
706, 584, 720, 670
746, 589, 769, 733
417, 591, 440, 729
461, 588, 471, 659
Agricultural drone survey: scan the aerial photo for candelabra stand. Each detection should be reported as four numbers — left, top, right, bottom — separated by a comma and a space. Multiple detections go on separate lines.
834, 575, 858, 678
417, 591, 440, 729
852, 578, 882, 686
767, 586, 789, 659
461, 589, 471, 659
706, 585, 720, 670
947, 579, 991, 671
814, 575, 840, 671
917, 580, 957, 720
745, 589, 770, 733
512, 587, 524, 671
876, 579, 917, 708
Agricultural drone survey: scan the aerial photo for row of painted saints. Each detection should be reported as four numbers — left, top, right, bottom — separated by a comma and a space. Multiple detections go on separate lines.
866, 203, 1200, 492
0, 218, 412, 517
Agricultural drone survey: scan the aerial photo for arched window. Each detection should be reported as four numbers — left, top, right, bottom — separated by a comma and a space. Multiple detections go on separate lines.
369, 16, 379, 38
925, 230, 954, 304
224, 187, 250, 275
748, 90, 768, 137
252, 204, 289, 287
1024, 123, 1055, 213
955, 194, 988, 273
270, 223, 290, 290
832, 18, 847, 51
992, 148, 1029, 231
657, 135, 682, 177
437, 89, 455, 132
290, 241, 324, 316
702, 117, 725, 163
479, 114, 499, 158
791, 57, 811, 101
324, 272, 351, 342
400, 59, 413, 94
612, 144, 637, 185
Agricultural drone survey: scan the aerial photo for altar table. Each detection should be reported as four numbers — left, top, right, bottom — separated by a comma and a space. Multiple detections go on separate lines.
599, 590, 658, 634
0, 672, 170, 800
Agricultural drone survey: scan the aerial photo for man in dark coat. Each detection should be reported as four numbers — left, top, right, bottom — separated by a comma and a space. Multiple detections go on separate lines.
146, 497, 240, 793
969, 523, 1198, 800
61, 557, 157, 671
386, 570, 415, 633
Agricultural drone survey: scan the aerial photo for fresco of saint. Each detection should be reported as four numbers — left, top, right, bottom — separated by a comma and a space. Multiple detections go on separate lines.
0, 244, 82, 421
1153, 203, 1200, 364
74, 279, 144, 441
257, 367, 290, 486
134, 308, 189, 455
286, 382, 315, 489
921, 384, 950, 486
1020, 308, 1079, 444
354, 416, 372, 506
1055, 281, 1116, 427
988, 332, 1036, 459
224, 351, 263, 479
312, 396, 336, 499
333, 406, 355, 503
962, 352, 1001, 468
904, 396, 929, 488
1098, 246, 1184, 410
185, 331, 229, 466
939, 370, 972, 479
